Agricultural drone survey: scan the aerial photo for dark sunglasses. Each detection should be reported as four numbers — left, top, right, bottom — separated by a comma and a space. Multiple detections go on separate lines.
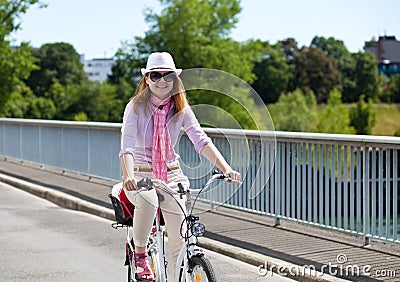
148, 71, 175, 82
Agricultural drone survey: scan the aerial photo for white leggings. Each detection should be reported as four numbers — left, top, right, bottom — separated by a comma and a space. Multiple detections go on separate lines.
123, 162, 189, 269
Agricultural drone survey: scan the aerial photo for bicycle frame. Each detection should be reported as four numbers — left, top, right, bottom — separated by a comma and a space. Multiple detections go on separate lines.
112, 173, 240, 282
149, 175, 228, 282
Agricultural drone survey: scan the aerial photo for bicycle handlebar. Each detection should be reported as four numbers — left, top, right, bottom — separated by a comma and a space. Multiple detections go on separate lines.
136, 172, 242, 223
136, 173, 241, 195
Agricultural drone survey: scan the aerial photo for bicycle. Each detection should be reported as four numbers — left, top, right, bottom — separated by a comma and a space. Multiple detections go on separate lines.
108, 171, 240, 282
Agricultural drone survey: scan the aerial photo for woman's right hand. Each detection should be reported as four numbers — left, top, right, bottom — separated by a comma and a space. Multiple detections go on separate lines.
120, 154, 137, 191
123, 178, 138, 191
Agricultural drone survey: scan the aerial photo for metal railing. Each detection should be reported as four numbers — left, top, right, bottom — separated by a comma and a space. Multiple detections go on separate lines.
0, 118, 399, 246
0, 118, 121, 180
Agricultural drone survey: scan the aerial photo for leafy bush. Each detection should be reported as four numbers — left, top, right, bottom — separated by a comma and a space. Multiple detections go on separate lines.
349, 95, 376, 134
269, 89, 317, 132
317, 89, 355, 134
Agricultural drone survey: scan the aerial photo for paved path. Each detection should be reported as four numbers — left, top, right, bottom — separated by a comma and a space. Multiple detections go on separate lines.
1, 158, 400, 282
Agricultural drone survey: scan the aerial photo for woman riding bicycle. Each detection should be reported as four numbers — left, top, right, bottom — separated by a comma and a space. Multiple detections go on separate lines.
119, 52, 240, 281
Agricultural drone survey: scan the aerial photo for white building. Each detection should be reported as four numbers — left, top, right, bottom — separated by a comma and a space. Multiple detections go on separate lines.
81, 55, 116, 82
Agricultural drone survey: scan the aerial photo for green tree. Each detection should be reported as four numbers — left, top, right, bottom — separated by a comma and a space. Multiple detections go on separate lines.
251, 41, 293, 103
279, 37, 300, 64
292, 47, 341, 103
350, 52, 380, 102
316, 89, 355, 134
26, 42, 87, 97
311, 36, 349, 59
310, 36, 357, 103
0, 0, 43, 114
349, 95, 376, 135
270, 89, 318, 132
339, 55, 357, 103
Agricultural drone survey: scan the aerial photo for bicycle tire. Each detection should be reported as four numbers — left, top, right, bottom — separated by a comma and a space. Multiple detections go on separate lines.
180, 255, 217, 282
127, 239, 135, 282
127, 262, 134, 282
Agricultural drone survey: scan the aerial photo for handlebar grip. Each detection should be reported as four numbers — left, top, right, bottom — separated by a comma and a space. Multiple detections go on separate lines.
216, 173, 230, 180
212, 169, 229, 179
212, 172, 241, 184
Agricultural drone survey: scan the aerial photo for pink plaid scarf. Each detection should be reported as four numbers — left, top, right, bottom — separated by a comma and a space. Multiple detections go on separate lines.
150, 95, 175, 183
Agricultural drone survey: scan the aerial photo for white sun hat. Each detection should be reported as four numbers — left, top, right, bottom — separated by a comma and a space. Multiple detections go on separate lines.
141, 52, 182, 75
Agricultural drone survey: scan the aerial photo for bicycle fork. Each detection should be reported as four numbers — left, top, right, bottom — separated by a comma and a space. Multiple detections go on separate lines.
175, 235, 205, 282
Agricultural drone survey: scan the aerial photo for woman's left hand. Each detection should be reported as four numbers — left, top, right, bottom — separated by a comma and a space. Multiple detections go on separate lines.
225, 168, 241, 181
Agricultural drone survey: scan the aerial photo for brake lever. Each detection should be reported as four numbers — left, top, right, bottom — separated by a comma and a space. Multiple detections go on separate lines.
177, 183, 185, 199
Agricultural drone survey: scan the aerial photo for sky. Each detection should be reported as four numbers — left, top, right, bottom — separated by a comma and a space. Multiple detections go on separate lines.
11, 0, 400, 59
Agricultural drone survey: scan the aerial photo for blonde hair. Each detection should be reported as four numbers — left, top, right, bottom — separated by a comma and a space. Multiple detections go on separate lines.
131, 74, 189, 114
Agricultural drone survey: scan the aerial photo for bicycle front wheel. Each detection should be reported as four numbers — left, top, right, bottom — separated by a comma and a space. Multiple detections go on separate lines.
184, 255, 217, 282
127, 263, 134, 282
